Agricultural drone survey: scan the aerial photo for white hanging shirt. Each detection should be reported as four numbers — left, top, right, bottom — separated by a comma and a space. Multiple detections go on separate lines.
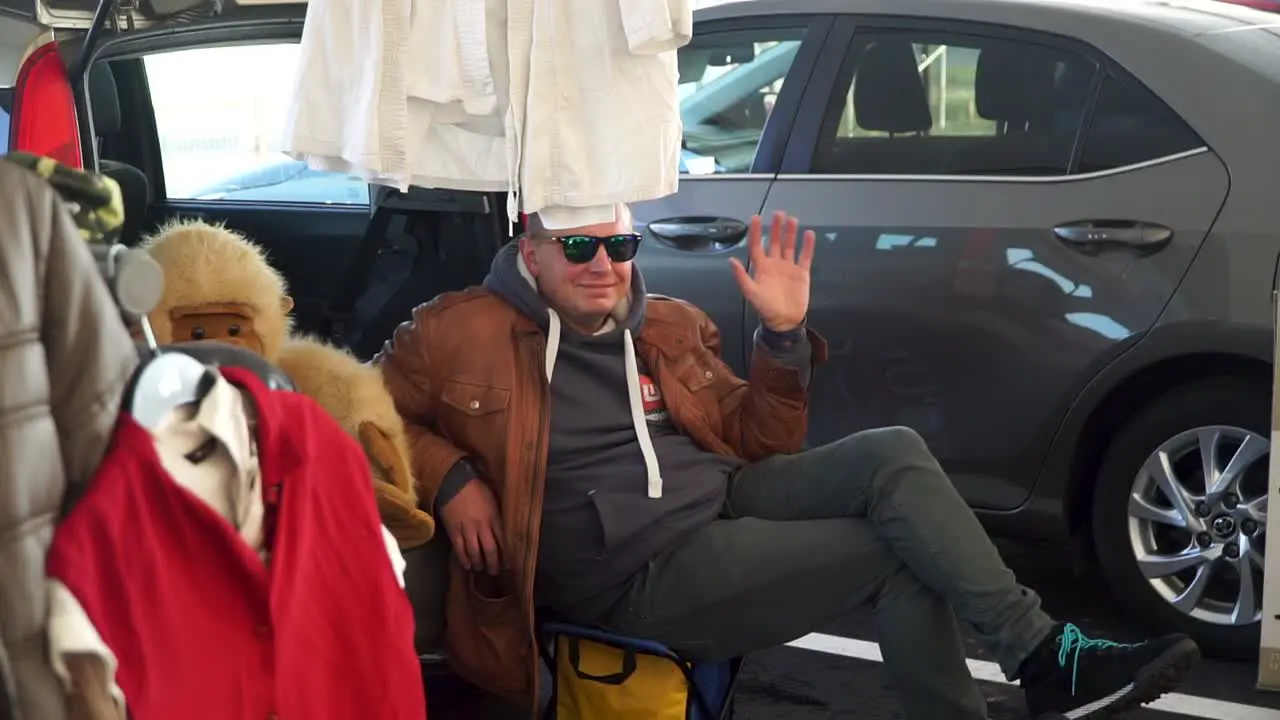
281, 0, 692, 224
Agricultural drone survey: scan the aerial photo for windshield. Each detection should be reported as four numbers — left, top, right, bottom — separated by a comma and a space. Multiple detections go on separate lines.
187, 159, 371, 204
677, 33, 803, 174
192, 160, 307, 197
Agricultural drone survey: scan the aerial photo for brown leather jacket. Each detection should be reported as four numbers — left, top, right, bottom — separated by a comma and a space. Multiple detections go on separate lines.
377, 287, 827, 700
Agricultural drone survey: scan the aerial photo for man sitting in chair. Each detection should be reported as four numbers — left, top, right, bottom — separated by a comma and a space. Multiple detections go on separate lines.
377, 204, 1199, 720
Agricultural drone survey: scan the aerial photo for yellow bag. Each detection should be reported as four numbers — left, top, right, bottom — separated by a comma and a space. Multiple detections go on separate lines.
551, 631, 735, 720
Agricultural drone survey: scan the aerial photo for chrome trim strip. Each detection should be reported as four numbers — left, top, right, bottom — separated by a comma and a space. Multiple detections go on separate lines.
676, 146, 1210, 183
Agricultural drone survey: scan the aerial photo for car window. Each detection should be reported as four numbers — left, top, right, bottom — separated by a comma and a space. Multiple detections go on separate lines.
811, 30, 1094, 177
1075, 73, 1204, 174
143, 44, 369, 205
678, 26, 807, 175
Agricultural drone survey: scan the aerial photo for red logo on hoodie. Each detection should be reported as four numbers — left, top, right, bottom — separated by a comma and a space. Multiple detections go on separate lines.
638, 374, 669, 424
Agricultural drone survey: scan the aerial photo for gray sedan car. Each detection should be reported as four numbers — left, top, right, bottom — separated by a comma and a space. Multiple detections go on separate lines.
631, 0, 1280, 659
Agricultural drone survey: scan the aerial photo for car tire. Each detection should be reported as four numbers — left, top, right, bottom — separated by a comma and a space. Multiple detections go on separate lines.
1091, 375, 1270, 661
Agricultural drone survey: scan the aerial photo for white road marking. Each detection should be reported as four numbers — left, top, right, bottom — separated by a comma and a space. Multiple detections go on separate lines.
785, 632, 1280, 720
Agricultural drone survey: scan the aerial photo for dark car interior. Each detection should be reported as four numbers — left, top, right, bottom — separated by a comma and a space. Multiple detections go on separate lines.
89, 62, 152, 246
812, 37, 1089, 177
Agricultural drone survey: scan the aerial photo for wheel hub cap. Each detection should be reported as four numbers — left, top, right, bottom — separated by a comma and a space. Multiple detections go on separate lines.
1126, 425, 1270, 627
1212, 515, 1237, 538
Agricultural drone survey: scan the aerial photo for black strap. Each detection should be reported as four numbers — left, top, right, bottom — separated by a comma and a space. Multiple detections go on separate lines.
321, 188, 494, 347
322, 203, 397, 345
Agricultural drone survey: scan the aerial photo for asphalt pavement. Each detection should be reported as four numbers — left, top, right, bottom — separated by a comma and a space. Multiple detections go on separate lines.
734, 539, 1280, 720
427, 539, 1280, 719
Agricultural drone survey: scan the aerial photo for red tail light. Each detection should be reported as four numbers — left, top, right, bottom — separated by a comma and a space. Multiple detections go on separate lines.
10, 42, 83, 169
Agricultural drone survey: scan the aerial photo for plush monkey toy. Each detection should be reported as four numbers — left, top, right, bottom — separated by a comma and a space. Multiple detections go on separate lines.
140, 219, 293, 358
138, 219, 435, 549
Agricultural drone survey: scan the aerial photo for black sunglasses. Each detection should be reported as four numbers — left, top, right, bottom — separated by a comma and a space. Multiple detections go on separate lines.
553, 233, 643, 264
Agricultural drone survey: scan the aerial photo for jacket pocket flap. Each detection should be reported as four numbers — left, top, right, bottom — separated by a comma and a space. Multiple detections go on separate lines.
673, 353, 718, 393
441, 381, 511, 416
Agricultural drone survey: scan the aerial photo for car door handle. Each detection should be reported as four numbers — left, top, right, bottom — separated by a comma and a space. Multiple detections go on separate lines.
1053, 221, 1173, 251
648, 216, 748, 253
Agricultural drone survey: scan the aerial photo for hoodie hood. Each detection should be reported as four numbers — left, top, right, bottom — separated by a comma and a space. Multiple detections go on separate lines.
482, 241, 648, 337
482, 241, 665, 499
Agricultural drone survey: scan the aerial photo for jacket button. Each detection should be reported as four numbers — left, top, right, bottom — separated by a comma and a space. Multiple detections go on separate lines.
255, 624, 270, 637
469, 400, 480, 410
704, 370, 713, 379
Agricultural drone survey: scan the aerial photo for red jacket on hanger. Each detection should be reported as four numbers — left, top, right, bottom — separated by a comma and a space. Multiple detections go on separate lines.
46, 366, 426, 720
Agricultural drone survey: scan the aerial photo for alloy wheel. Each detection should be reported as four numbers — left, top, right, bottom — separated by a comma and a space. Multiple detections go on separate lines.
1126, 425, 1269, 626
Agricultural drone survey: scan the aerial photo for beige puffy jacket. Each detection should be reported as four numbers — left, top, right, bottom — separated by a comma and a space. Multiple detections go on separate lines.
0, 160, 138, 720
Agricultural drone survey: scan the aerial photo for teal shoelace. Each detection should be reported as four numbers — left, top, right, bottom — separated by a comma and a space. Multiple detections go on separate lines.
1057, 623, 1141, 695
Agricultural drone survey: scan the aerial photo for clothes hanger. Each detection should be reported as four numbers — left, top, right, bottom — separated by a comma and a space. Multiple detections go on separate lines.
127, 312, 218, 433
84, 219, 227, 433
89, 241, 214, 431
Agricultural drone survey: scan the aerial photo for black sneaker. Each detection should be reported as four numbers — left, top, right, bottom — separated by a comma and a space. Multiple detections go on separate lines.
1020, 623, 1200, 719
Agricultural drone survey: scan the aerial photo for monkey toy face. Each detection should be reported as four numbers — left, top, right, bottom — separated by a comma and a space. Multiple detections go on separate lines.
169, 302, 265, 355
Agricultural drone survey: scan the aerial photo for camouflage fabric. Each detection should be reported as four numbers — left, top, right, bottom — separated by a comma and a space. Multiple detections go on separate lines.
2, 151, 124, 245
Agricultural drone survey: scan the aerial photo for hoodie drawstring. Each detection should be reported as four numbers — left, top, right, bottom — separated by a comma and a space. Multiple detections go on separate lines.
623, 327, 664, 499
544, 309, 561, 383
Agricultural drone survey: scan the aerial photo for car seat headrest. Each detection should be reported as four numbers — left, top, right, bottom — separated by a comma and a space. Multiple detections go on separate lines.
88, 63, 122, 137
853, 40, 933, 134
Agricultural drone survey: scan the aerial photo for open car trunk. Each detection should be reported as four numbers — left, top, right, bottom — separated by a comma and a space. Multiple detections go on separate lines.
5, 0, 515, 359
